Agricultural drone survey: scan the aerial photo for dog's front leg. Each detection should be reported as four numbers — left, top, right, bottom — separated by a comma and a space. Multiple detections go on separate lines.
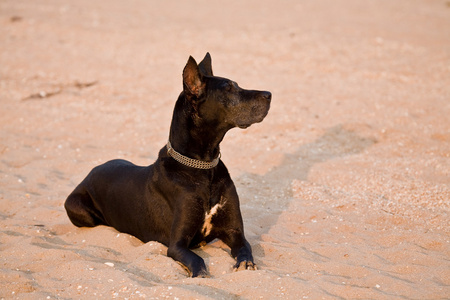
167, 241, 208, 277
167, 206, 209, 278
219, 185, 257, 271
227, 231, 257, 271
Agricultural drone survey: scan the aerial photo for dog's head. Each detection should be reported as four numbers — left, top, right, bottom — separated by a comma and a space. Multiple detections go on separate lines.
182, 53, 271, 130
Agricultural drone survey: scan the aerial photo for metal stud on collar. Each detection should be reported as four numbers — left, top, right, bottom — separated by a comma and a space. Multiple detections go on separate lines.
167, 141, 220, 169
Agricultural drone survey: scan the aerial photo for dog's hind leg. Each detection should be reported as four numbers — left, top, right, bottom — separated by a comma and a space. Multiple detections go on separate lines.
64, 185, 105, 228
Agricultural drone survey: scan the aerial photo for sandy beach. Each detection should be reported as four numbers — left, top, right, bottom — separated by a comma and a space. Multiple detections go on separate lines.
1, 0, 449, 298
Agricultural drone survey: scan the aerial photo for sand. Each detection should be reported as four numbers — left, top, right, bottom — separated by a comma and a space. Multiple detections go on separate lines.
1, 0, 449, 298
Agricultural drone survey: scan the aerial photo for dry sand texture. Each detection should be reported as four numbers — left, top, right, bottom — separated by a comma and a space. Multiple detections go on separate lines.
1, 0, 450, 299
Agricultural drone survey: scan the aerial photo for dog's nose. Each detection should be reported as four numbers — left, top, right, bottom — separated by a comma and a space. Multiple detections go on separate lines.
262, 91, 272, 102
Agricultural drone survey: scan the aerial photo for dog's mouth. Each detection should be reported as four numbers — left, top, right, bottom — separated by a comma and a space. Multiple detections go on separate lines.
238, 124, 251, 129
236, 106, 270, 129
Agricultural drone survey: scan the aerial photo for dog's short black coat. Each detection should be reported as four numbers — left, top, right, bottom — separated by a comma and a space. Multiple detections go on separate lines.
64, 53, 271, 277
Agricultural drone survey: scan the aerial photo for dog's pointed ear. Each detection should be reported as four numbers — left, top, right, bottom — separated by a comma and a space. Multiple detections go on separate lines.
198, 52, 213, 76
183, 56, 205, 98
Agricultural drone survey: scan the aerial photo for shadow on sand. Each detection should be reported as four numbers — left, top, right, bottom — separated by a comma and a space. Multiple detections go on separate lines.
236, 124, 377, 239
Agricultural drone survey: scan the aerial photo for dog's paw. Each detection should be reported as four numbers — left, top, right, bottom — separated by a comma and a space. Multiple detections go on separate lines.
177, 262, 210, 278
195, 273, 211, 278
191, 268, 211, 278
233, 260, 257, 272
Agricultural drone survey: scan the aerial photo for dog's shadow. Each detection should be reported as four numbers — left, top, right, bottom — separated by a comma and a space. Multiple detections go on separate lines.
235, 124, 377, 244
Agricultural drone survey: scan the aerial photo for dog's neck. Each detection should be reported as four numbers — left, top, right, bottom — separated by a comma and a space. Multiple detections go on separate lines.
168, 94, 228, 163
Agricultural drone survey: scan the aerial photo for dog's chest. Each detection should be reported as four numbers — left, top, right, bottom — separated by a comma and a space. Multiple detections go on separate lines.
201, 202, 223, 236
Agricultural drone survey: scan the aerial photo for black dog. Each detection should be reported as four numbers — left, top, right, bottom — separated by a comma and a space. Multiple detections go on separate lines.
64, 53, 271, 277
